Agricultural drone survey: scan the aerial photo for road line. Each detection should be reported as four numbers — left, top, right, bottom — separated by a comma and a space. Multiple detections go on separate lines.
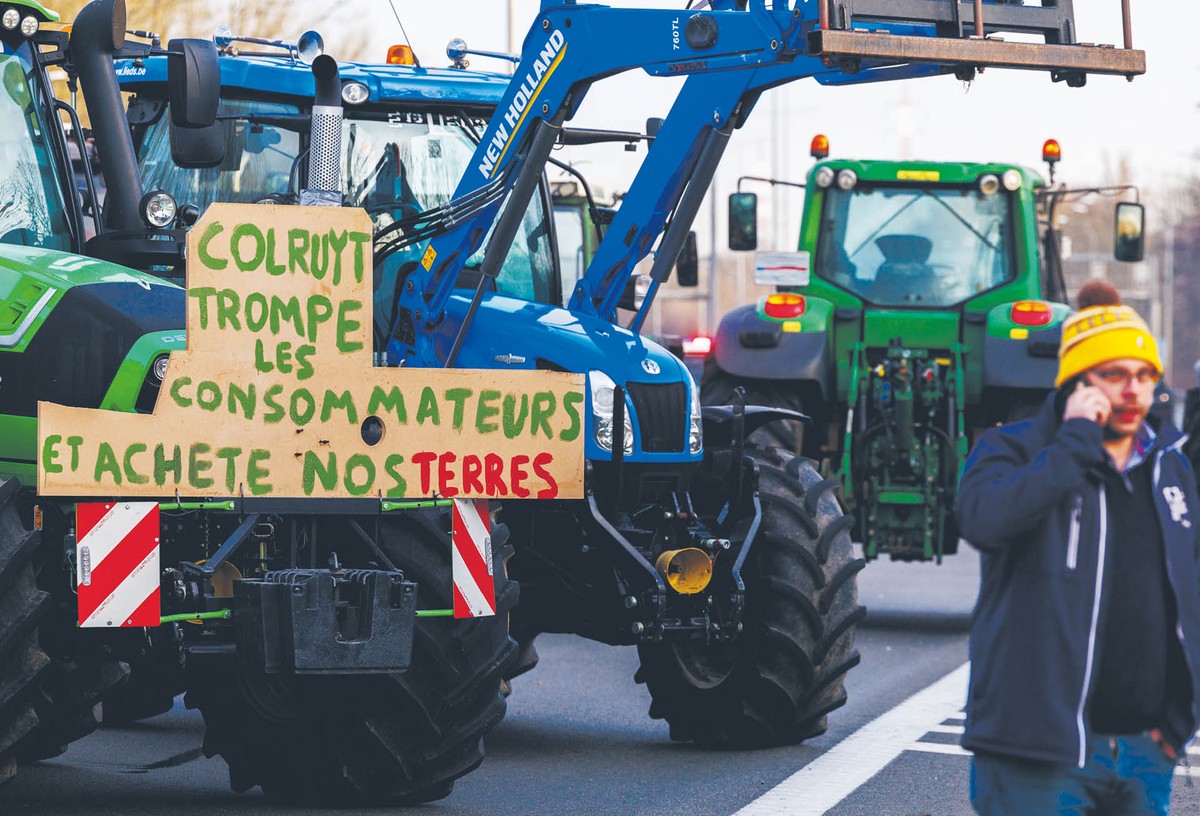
911, 741, 971, 757
927, 723, 966, 734
733, 662, 970, 816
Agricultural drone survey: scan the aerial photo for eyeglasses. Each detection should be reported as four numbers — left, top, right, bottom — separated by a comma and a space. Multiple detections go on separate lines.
1089, 368, 1161, 387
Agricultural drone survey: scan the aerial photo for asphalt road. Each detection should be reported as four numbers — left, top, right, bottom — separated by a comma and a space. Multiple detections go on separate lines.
5, 549, 1200, 815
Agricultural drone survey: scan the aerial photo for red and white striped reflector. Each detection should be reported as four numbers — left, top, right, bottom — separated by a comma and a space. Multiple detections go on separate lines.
451, 498, 496, 619
76, 502, 160, 628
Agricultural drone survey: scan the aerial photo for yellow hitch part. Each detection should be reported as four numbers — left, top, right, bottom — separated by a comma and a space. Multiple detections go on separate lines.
654, 548, 713, 595
208, 562, 243, 598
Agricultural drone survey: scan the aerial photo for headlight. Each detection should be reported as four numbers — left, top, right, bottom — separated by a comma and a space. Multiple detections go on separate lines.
836, 169, 857, 190
140, 190, 177, 228
1, 9, 19, 29
682, 364, 703, 455
1001, 169, 1022, 191
19, 14, 37, 37
814, 166, 835, 189
588, 370, 633, 455
341, 81, 369, 105
152, 355, 170, 382
978, 174, 1000, 196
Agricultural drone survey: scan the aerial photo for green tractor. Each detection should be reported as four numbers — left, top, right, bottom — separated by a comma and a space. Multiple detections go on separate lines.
705, 138, 1144, 562
2, 1, 521, 802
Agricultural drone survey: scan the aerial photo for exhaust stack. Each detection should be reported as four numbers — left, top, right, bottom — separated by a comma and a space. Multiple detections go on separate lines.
300, 54, 343, 207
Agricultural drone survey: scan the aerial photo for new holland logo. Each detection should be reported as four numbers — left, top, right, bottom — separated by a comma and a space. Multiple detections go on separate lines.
477, 29, 566, 179
641, 360, 661, 375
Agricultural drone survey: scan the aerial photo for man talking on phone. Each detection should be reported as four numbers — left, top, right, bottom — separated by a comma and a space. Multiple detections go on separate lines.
957, 297, 1200, 815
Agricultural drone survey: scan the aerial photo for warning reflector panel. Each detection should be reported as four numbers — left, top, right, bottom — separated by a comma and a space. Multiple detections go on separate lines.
76, 502, 160, 628
451, 498, 496, 619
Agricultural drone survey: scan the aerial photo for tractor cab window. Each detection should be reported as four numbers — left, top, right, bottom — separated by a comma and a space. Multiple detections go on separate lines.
137, 97, 302, 210
0, 53, 72, 252
815, 183, 1014, 307
343, 112, 556, 336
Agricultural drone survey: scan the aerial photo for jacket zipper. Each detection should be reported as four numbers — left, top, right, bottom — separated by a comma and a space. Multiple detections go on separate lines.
1075, 484, 1107, 768
1066, 496, 1082, 570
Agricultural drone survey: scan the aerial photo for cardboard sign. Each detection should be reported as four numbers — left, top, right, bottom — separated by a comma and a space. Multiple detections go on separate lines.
38, 204, 585, 500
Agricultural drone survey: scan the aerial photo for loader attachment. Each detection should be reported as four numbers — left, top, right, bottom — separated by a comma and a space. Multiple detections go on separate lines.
809, 0, 1144, 84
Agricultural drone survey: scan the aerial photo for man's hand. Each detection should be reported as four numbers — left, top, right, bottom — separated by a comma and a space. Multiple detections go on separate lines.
1063, 381, 1112, 426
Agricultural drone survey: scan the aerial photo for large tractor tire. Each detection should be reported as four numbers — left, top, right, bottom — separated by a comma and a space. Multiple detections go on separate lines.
0, 480, 50, 785
186, 506, 517, 805
16, 502, 130, 761
701, 364, 805, 453
636, 452, 864, 747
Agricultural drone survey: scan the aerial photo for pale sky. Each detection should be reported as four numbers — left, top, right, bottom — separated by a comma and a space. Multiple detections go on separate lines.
260, 1, 1198, 245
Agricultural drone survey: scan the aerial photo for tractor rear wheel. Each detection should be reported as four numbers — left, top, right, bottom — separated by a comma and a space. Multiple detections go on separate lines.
0, 480, 50, 785
636, 453, 864, 746
187, 507, 517, 804
701, 365, 805, 453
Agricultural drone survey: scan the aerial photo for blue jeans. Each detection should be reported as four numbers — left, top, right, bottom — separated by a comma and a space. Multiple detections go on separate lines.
971, 734, 1176, 815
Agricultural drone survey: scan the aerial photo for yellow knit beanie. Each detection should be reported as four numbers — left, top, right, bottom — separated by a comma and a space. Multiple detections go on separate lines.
1056, 304, 1162, 387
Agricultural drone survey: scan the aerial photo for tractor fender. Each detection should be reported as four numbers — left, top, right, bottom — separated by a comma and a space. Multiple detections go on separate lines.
980, 302, 1068, 390
711, 300, 831, 392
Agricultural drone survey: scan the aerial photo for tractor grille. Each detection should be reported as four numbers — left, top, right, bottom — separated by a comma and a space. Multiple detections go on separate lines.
625, 381, 687, 453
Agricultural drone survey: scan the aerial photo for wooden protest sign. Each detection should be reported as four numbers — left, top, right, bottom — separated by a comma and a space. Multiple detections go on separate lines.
38, 204, 585, 500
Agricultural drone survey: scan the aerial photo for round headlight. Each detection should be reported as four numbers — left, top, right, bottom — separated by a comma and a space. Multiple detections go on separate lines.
978, 174, 1000, 196
341, 81, 369, 105
152, 355, 170, 382
19, 14, 37, 37
2, 9, 20, 29
836, 169, 858, 191
1001, 169, 1022, 191
140, 190, 177, 228
814, 166, 835, 189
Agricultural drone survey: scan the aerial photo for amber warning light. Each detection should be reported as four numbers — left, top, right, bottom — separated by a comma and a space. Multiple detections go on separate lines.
387, 45, 416, 65
810, 134, 830, 160
1042, 139, 1061, 166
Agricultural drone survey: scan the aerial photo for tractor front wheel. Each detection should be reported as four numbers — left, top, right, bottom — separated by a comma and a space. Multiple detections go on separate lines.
636, 454, 864, 746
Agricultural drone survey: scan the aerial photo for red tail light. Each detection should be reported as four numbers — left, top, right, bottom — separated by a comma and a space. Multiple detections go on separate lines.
1011, 300, 1052, 327
682, 335, 713, 356
763, 293, 806, 320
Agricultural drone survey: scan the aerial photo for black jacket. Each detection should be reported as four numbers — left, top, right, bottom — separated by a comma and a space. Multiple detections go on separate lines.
956, 393, 1200, 766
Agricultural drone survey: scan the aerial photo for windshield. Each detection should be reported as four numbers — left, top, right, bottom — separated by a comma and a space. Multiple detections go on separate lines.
0, 52, 72, 252
343, 113, 556, 334
138, 97, 302, 209
815, 184, 1014, 307
553, 202, 586, 299
138, 103, 556, 336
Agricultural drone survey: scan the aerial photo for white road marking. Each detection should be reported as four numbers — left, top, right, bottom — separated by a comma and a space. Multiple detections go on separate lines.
733, 662, 970, 816
927, 724, 966, 734
910, 741, 971, 757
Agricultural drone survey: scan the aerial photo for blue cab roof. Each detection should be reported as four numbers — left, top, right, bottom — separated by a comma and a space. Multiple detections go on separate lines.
115, 51, 511, 108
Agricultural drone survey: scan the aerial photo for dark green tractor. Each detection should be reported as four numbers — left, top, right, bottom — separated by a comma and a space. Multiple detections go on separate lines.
705, 145, 1144, 562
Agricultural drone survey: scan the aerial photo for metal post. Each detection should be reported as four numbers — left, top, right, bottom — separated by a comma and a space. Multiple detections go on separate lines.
1121, 0, 1133, 49
974, 0, 984, 37
819, 0, 829, 30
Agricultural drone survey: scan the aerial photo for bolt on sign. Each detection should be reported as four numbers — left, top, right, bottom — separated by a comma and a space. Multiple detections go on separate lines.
38, 204, 585, 500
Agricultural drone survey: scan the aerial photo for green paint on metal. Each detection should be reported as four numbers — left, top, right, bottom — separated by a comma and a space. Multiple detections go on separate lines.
415, 609, 454, 618
159, 500, 237, 511
160, 609, 231, 624
382, 499, 453, 511
876, 491, 924, 505
10, 0, 60, 22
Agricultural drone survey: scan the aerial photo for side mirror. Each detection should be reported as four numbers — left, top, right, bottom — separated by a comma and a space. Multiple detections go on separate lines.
676, 230, 699, 287
167, 38, 220, 129
1113, 201, 1145, 263
728, 192, 758, 251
